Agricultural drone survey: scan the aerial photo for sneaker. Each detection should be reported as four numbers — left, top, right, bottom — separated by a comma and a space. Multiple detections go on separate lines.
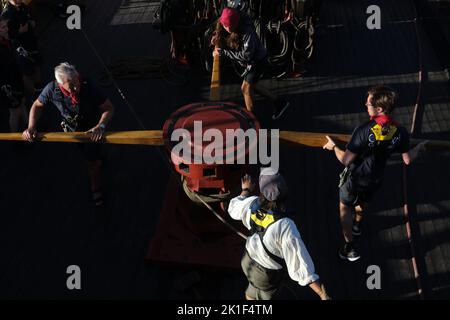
272, 100, 290, 120
338, 243, 361, 262
352, 221, 362, 236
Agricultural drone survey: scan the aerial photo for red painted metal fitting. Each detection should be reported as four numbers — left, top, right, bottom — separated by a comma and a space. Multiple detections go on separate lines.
163, 102, 260, 193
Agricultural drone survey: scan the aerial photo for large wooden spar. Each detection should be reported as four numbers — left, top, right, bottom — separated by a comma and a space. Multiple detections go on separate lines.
0, 131, 164, 146
0, 130, 449, 151
209, 49, 221, 101
279, 131, 351, 147
280, 131, 450, 151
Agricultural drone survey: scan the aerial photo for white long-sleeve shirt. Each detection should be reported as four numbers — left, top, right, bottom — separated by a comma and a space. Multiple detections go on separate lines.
228, 195, 319, 286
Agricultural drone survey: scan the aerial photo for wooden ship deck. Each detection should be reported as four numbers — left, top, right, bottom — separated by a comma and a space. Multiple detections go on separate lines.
0, 0, 449, 299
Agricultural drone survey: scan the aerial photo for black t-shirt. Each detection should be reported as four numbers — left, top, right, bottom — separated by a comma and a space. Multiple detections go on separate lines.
2, 4, 38, 51
346, 119, 410, 185
38, 80, 107, 131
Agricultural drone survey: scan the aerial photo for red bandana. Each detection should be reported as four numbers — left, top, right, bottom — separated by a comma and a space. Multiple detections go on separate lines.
58, 79, 81, 107
370, 114, 398, 127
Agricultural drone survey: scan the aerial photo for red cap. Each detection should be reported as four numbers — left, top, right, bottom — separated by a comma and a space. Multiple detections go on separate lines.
219, 8, 240, 29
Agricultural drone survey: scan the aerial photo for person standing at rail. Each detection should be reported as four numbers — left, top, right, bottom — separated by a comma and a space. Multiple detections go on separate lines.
323, 85, 427, 261
22, 62, 114, 207
1, 0, 42, 96
211, 7, 290, 120
0, 14, 27, 132
228, 168, 330, 300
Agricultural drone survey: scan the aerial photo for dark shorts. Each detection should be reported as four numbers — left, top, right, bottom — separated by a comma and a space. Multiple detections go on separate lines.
242, 58, 267, 84
339, 176, 380, 206
241, 250, 285, 300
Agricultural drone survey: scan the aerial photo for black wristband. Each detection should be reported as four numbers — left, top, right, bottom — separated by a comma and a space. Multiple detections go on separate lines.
241, 188, 250, 193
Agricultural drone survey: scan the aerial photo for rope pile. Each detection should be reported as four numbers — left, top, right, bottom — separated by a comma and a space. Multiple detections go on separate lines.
98, 57, 190, 87
153, 0, 319, 78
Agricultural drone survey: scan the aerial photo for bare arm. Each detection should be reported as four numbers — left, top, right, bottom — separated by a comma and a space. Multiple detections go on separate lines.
309, 281, 331, 300
323, 135, 357, 167
23, 99, 44, 141
335, 146, 357, 167
98, 99, 114, 127
86, 99, 115, 142
403, 141, 428, 165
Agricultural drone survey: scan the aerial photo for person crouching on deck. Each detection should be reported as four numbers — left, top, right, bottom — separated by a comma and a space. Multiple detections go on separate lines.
211, 7, 290, 120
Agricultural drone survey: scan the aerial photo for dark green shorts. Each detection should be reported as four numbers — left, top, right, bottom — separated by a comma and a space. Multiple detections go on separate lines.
241, 250, 284, 300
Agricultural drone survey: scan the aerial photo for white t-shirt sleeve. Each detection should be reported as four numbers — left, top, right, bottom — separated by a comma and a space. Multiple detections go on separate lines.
280, 219, 319, 286
227, 195, 258, 229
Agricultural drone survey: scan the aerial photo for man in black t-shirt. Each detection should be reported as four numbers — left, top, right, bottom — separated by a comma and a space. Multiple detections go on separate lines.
323, 86, 426, 261
22, 62, 114, 207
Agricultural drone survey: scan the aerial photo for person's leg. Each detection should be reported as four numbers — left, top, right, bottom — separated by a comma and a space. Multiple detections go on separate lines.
242, 61, 271, 111
254, 83, 290, 120
82, 143, 104, 206
87, 159, 104, 207
351, 201, 368, 236
245, 289, 255, 300
241, 251, 258, 300
241, 80, 255, 112
355, 201, 369, 223
87, 159, 102, 192
352, 183, 377, 236
338, 178, 361, 261
243, 60, 290, 119
339, 201, 354, 243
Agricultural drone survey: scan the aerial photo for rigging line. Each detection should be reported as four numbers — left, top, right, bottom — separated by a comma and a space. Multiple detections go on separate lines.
80, 28, 182, 193
193, 192, 248, 240
80, 29, 147, 131
400, 0, 426, 300
80, 25, 248, 241
79, 26, 245, 277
